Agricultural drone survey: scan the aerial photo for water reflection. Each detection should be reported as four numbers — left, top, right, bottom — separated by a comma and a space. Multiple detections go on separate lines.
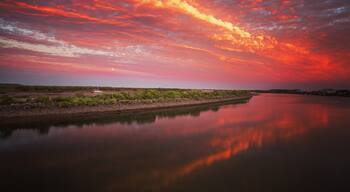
0, 99, 247, 138
126, 94, 334, 184
1, 94, 350, 192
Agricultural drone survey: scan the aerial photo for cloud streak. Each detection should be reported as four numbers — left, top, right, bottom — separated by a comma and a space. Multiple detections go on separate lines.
0, 0, 349, 88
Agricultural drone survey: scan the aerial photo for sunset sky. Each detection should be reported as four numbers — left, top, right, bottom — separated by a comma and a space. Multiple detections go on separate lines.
0, 0, 349, 89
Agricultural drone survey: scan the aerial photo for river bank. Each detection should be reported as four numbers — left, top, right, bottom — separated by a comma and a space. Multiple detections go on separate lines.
0, 95, 251, 118
0, 84, 252, 118
0, 97, 252, 138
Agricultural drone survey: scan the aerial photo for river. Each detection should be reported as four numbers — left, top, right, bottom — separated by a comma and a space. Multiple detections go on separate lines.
1, 94, 350, 191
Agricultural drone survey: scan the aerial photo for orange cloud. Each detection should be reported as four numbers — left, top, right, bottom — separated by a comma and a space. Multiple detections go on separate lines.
0, 0, 349, 88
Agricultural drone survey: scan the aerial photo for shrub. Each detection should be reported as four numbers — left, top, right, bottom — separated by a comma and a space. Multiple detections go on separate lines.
0, 95, 15, 105
36, 96, 51, 104
21, 89, 250, 107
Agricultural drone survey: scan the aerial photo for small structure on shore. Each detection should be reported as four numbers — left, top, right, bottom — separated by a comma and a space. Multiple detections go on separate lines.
92, 89, 103, 93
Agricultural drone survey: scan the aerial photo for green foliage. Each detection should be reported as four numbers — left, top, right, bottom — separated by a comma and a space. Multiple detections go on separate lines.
0, 86, 250, 107
0, 95, 15, 105
36, 96, 51, 104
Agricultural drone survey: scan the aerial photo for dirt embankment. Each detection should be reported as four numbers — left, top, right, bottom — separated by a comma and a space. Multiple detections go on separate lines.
0, 96, 252, 118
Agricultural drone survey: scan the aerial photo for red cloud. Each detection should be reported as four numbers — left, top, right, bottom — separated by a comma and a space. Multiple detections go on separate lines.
0, 0, 349, 88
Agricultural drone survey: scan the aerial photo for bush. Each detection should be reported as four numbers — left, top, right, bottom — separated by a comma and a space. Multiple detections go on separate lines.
0, 95, 15, 105
14, 89, 250, 107
36, 96, 51, 104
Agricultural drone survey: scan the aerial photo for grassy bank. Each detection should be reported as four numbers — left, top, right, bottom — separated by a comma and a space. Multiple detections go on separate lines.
0, 84, 250, 108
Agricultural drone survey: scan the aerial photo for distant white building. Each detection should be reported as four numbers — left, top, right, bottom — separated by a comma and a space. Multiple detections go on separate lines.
92, 90, 103, 93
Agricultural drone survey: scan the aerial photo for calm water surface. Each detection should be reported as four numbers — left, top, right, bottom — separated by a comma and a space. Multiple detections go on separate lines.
1, 94, 350, 192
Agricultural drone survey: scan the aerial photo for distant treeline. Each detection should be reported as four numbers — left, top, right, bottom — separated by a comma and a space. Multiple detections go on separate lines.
254, 89, 350, 97
0, 83, 199, 93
